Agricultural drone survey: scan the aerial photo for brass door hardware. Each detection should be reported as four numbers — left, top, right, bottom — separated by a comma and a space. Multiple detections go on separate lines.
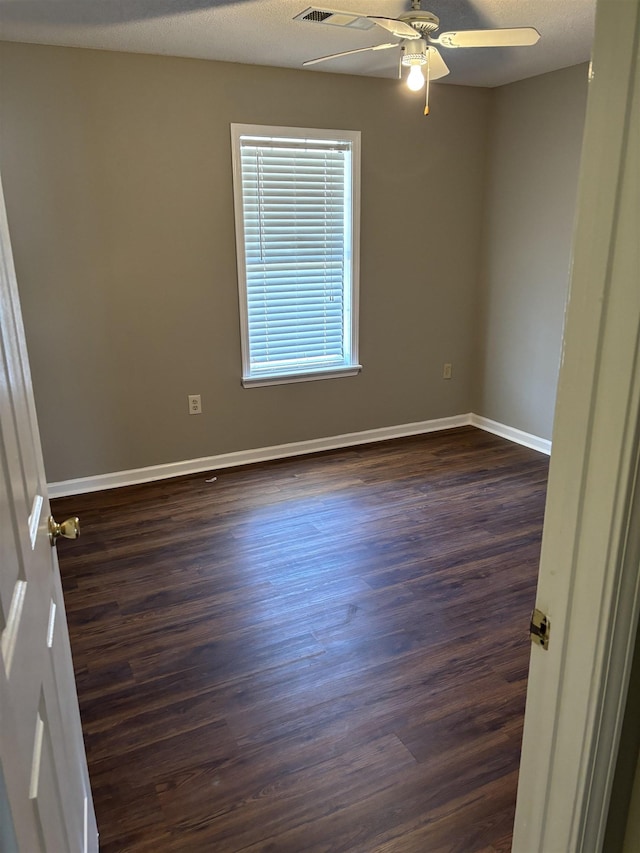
530, 608, 550, 650
48, 516, 80, 546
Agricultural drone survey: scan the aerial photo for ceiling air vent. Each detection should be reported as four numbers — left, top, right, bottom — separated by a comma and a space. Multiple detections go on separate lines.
294, 7, 375, 30
301, 9, 332, 23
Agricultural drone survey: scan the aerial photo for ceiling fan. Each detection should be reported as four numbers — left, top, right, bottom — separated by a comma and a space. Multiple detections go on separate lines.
298, 0, 541, 114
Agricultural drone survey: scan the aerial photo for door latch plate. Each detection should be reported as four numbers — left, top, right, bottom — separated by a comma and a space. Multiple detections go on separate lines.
530, 607, 550, 650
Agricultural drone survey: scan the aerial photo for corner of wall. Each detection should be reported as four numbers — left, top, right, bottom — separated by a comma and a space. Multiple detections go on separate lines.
471, 86, 498, 419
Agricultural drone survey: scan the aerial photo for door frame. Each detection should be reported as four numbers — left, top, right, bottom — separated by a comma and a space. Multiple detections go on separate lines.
512, 0, 640, 849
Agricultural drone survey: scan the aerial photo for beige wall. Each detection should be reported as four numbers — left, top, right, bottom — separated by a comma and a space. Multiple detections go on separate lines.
0, 42, 490, 482
0, 45, 589, 482
475, 63, 589, 440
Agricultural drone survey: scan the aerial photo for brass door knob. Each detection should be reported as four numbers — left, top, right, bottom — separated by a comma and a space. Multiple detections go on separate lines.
48, 516, 80, 545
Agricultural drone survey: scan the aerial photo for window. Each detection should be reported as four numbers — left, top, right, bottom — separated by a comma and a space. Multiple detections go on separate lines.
231, 124, 361, 387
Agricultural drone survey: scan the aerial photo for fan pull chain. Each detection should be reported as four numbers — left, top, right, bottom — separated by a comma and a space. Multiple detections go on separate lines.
424, 49, 431, 115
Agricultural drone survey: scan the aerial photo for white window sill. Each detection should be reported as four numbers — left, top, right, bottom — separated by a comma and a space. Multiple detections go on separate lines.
242, 364, 362, 388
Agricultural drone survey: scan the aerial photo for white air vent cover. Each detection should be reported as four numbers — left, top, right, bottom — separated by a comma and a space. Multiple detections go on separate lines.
294, 7, 375, 30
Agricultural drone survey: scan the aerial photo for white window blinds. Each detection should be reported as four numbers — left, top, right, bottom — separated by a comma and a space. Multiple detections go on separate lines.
232, 127, 361, 386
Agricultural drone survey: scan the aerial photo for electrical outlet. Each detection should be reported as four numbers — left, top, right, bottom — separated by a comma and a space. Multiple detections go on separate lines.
188, 394, 202, 415
443, 363, 452, 380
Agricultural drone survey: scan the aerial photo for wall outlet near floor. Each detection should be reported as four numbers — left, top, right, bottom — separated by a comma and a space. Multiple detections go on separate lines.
443, 363, 452, 380
188, 394, 202, 415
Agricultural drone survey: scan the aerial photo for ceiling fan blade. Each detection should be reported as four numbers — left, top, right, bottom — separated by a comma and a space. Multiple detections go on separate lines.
366, 16, 421, 40
428, 47, 450, 80
303, 42, 398, 67
438, 27, 541, 48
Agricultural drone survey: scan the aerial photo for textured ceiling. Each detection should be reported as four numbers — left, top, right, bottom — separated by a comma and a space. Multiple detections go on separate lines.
0, 0, 596, 87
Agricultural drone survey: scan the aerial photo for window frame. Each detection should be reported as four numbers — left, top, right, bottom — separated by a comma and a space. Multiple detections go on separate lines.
231, 123, 362, 388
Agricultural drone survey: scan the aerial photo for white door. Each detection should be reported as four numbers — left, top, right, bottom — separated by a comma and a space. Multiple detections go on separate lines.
0, 171, 98, 851
513, 0, 640, 849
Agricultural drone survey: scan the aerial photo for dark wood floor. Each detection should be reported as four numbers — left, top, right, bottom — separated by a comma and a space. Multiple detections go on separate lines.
53, 426, 549, 853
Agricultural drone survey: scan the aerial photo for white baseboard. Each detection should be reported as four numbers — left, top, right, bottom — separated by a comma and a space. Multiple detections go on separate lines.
48, 413, 551, 498
470, 414, 552, 456
47, 413, 472, 498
